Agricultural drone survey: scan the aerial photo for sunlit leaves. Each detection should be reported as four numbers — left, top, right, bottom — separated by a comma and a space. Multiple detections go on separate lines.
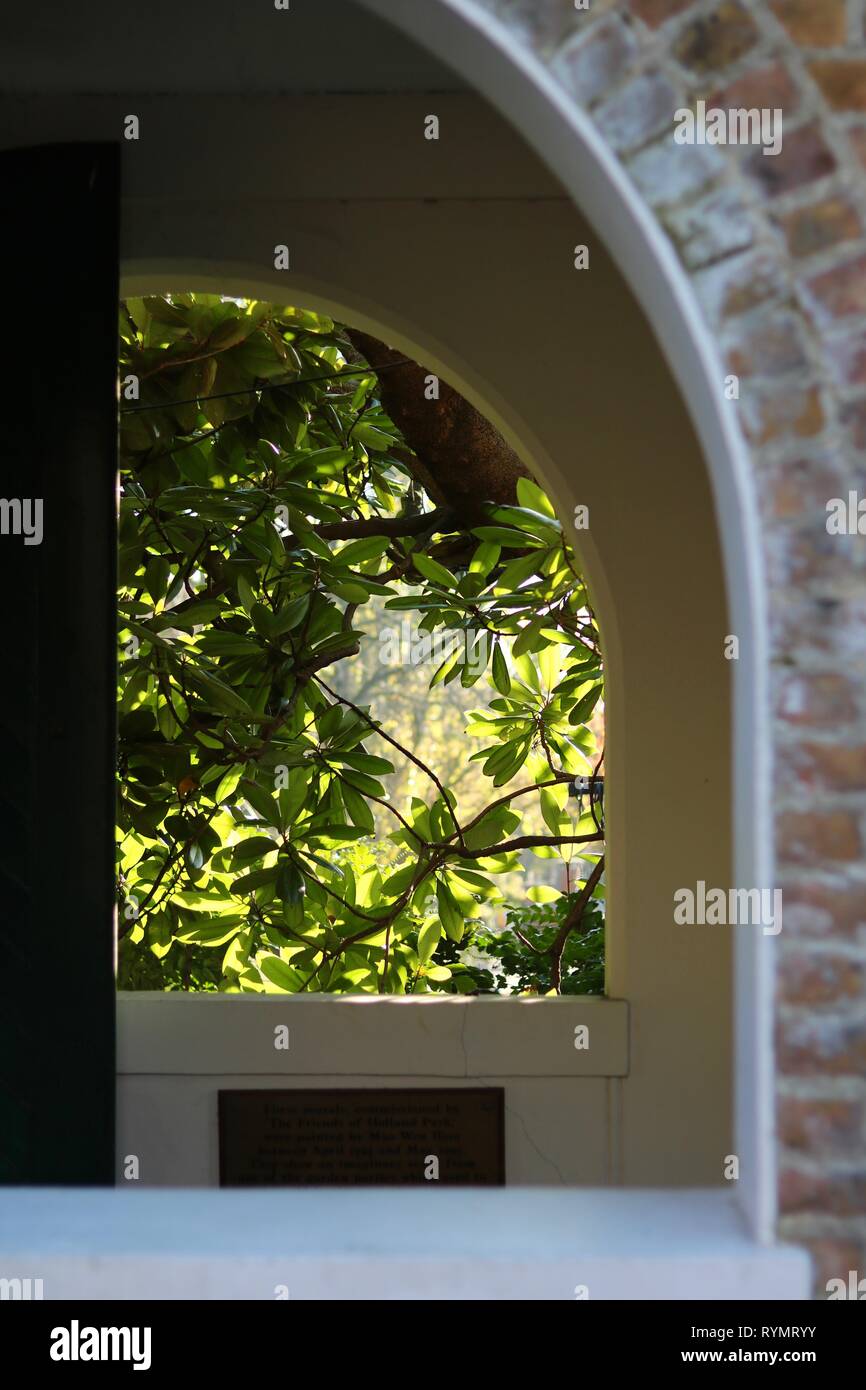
116, 293, 604, 998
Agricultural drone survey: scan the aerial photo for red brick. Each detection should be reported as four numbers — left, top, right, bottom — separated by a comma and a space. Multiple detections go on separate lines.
696, 249, 786, 320
778, 1097, 864, 1153
777, 1015, 866, 1074
628, 0, 692, 26
710, 61, 800, 116
779, 197, 861, 259
807, 255, 866, 322
773, 593, 866, 668
770, 0, 847, 46
848, 127, 866, 172
726, 315, 809, 378
556, 19, 638, 106
776, 809, 861, 863
842, 396, 866, 450
778, 952, 863, 1004
778, 672, 859, 726
766, 454, 847, 518
827, 331, 866, 387
674, 2, 759, 74
779, 527, 853, 587
746, 121, 836, 197
597, 69, 679, 151
786, 741, 866, 792
742, 383, 825, 443
780, 881, 866, 939
780, 1167, 866, 1217
809, 61, 866, 112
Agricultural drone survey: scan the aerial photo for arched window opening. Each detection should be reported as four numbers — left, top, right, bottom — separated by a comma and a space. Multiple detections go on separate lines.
117, 293, 606, 998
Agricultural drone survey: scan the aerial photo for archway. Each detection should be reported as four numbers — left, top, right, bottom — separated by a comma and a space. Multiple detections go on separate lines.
0, 0, 807, 1298
122, 95, 733, 1196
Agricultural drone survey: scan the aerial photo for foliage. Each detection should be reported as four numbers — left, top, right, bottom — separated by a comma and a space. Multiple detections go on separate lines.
475, 896, 605, 996
116, 294, 604, 995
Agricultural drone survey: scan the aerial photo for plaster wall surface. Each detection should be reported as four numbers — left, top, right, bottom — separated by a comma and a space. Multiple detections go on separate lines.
117, 995, 626, 1186
0, 87, 735, 1188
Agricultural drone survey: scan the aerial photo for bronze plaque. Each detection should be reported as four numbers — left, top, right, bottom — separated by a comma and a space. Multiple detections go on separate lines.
218, 1088, 505, 1186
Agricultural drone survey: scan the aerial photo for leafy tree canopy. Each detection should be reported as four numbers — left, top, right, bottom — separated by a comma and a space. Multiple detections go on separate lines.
117, 294, 604, 995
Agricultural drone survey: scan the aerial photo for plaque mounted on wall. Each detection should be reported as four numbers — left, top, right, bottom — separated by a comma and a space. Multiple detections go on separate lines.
218, 1087, 505, 1186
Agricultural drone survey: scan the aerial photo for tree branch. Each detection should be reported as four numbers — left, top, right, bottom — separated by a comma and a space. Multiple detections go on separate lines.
550, 855, 605, 993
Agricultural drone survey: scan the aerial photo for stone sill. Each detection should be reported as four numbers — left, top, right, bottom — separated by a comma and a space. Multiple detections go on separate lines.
0, 1189, 810, 1300
117, 991, 629, 1078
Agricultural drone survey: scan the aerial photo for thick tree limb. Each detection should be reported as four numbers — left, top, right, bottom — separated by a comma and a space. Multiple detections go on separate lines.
345, 329, 529, 521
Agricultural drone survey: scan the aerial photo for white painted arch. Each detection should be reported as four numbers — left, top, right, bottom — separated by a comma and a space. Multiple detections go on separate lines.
359, 0, 776, 1239
4, 73, 755, 1219
110, 71, 764, 1223
0, 0, 791, 1295
121, 160, 736, 1203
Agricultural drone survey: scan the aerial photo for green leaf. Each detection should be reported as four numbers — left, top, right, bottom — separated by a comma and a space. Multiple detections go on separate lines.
436, 880, 464, 943
184, 668, 256, 717
144, 555, 171, 606
491, 641, 512, 695
241, 780, 281, 826
214, 764, 244, 803
497, 551, 545, 590
540, 788, 564, 836
412, 551, 458, 589
237, 574, 256, 616
417, 919, 441, 964
337, 536, 391, 565
516, 477, 556, 518
260, 955, 304, 992
471, 526, 540, 548
276, 858, 305, 905
176, 917, 244, 947
341, 781, 376, 834
332, 580, 370, 604
468, 540, 501, 577
352, 422, 394, 452
569, 685, 602, 726
231, 836, 278, 867
490, 504, 562, 541
271, 594, 311, 635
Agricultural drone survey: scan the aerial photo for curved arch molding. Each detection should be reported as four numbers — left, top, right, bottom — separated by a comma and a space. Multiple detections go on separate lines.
356, 0, 775, 1239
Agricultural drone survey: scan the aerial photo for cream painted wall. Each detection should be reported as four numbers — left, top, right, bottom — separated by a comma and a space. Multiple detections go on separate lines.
117, 996, 628, 1186
0, 91, 732, 1186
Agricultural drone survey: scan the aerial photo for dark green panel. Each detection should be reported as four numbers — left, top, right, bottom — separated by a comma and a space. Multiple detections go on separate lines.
0, 144, 119, 1183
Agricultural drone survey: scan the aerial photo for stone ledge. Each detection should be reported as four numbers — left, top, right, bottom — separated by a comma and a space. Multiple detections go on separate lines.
0, 1189, 810, 1300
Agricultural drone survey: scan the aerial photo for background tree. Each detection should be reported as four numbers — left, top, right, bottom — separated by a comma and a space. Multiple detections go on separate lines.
117, 295, 605, 995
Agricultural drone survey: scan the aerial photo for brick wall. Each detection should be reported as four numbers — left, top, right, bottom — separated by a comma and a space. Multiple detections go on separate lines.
475, 0, 866, 1294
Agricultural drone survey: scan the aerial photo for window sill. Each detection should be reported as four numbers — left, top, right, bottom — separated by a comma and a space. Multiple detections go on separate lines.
0, 1188, 809, 1299
117, 991, 628, 1077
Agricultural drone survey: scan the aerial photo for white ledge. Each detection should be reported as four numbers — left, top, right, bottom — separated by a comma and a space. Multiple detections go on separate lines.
117, 992, 629, 1078
0, 1189, 809, 1299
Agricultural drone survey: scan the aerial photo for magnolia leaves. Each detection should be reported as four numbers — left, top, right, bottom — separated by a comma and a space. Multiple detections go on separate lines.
117, 294, 604, 998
